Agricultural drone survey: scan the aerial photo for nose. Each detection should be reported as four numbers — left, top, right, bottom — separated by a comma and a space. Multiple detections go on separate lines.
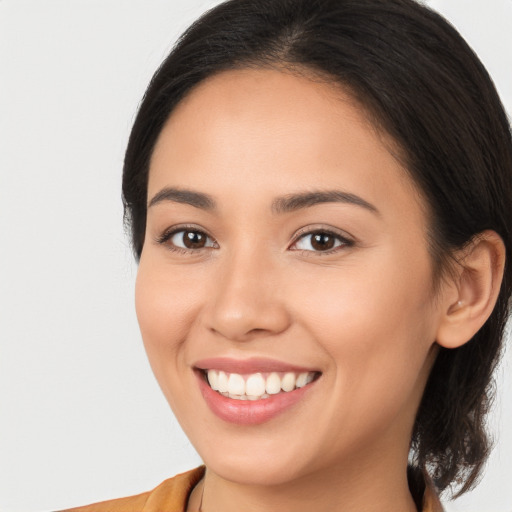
203, 249, 291, 342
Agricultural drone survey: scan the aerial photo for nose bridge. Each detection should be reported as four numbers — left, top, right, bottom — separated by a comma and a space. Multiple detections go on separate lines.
205, 240, 290, 341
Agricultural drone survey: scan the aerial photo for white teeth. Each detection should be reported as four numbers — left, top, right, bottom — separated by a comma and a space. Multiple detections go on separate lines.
281, 372, 295, 392
246, 373, 266, 396
205, 369, 318, 400
266, 372, 282, 394
229, 393, 248, 400
228, 373, 245, 396
217, 371, 229, 393
296, 372, 308, 388
207, 370, 219, 390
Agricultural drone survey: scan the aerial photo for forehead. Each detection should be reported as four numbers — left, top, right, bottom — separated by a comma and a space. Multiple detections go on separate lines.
149, 68, 425, 223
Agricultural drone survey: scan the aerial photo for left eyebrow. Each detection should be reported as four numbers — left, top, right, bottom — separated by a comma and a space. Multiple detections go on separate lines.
271, 190, 379, 215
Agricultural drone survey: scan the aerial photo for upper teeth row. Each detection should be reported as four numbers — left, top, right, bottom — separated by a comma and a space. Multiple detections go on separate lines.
206, 370, 315, 399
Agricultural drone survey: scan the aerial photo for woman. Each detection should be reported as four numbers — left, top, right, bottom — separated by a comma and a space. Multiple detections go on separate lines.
62, 0, 512, 510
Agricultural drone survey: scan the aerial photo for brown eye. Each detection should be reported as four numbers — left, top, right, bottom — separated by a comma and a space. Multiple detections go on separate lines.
165, 229, 216, 251
311, 233, 335, 251
292, 230, 351, 252
182, 230, 207, 249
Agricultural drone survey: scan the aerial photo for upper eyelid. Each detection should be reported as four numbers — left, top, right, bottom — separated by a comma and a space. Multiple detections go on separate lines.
290, 226, 354, 244
157, 225, 217, 246
288, 227, 356, 255
160, 224, 212, 238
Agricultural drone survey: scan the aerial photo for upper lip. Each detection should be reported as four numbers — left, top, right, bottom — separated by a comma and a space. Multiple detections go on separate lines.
193, 357, 319, 374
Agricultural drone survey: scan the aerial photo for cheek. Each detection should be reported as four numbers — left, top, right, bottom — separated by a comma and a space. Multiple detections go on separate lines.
296, 252, 434, 342
291, 250, 437, 419
134, 257, 202, 370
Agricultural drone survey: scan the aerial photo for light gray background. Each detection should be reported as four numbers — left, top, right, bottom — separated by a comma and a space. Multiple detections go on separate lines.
0, 1, 510, 511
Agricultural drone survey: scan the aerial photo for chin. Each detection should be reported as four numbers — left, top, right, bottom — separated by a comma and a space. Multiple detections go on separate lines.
187, 422, 325, 487
203, 450, 310, 486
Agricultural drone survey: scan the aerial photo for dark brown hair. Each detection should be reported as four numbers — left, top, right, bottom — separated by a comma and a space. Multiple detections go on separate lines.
122, 0, 512, 496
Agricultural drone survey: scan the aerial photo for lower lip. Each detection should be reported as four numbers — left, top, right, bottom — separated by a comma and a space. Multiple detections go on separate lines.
196, 371, 317, 425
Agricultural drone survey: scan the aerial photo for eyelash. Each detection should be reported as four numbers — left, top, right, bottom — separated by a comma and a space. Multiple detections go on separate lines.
290, 227, 354, 255
156, 225, 354, 255
156, 225, 218, 255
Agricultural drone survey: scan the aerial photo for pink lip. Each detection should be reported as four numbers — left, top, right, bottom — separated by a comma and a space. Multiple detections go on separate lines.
194, 357, 317, 374
194, 358, 320, 426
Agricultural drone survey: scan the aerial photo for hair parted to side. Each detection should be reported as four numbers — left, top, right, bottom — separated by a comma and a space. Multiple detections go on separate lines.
123, 0, 512, 497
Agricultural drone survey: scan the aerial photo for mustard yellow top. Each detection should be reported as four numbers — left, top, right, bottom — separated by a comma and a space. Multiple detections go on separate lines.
59, 466, 444, 512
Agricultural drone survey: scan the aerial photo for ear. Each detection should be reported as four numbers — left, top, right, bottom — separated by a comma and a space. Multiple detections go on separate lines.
436, 230, 506, 349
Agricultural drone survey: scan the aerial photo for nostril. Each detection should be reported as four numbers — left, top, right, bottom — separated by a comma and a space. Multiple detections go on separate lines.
248, 328, 266, 334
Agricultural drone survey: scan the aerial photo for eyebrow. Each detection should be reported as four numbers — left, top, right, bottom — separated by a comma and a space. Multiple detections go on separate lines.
148, 188, 216, 210
148, 187, 379, 215
271, 190, 379, 215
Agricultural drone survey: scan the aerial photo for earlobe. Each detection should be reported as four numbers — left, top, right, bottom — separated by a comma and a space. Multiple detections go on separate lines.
436, 230, 506, 349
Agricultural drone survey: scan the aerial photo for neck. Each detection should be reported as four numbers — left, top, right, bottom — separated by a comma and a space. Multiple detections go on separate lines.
190, 456, 418, 512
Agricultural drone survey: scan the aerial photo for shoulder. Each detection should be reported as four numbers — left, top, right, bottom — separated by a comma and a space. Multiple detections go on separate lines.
58, 466, 205, 512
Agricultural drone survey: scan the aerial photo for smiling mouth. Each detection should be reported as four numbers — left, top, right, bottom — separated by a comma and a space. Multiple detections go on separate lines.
200, 369, 321, 401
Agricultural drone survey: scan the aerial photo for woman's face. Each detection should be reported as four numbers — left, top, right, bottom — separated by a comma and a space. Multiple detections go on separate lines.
136, 69, 445, 485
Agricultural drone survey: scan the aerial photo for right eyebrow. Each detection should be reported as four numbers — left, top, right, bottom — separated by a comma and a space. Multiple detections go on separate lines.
148, 187, 217, 211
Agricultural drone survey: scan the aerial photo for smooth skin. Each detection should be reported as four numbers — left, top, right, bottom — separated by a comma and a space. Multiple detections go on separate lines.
135, 69, 505, 512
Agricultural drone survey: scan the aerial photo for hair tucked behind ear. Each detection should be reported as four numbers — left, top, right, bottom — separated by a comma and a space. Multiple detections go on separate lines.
122, 0, 512, 495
